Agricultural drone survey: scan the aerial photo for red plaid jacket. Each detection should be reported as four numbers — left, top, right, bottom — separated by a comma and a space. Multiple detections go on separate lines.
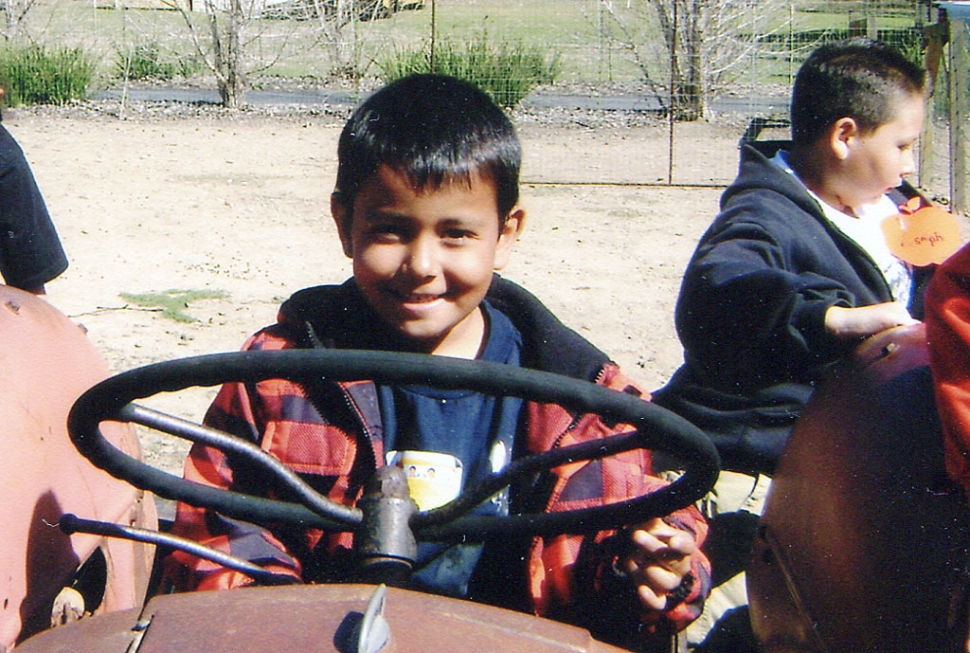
164, 278, 711, 647
927, 243, 970, 494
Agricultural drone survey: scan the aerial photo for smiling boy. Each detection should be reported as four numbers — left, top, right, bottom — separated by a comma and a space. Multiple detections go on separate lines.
333, 163, 522, 358
165, 74, 710, 650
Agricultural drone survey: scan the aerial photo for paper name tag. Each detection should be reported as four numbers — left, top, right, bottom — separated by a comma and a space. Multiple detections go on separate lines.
881, 196, 962, 266
386, 450, 463, 511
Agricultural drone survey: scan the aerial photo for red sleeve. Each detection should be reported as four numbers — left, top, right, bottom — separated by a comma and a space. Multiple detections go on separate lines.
925, 244, 970, 494
161, 331, 304, 592
528, 365, 711, 645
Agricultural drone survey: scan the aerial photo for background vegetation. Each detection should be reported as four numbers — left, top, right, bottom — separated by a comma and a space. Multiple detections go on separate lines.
0, 44, 94, 104
0, 0, 933, 110
0, 1, 960, 210
378, 30, 561, 107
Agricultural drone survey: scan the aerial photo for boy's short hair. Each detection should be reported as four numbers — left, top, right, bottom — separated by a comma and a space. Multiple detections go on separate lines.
790, 37, 927, 148
334, 74, 521, 222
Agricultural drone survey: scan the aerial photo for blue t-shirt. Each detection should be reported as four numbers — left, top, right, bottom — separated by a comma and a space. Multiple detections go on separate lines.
377, 300, 523, 596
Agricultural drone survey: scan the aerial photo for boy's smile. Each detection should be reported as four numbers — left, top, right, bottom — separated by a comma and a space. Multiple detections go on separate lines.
333, 165, 524, 358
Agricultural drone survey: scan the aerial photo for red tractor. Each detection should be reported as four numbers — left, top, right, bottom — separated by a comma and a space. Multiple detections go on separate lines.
0, 287, 156, 650
7, 274, 968, 652
4, 301, 719, 653
748, 323, 970, 652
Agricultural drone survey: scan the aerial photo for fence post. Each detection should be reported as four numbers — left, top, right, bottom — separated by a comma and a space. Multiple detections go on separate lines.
920, 20, 947, 190
949, 11, 968, 214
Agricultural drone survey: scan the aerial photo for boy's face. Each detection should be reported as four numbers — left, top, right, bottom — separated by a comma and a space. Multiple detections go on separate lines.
332, 165, 524, 357
831, 91, 924, 210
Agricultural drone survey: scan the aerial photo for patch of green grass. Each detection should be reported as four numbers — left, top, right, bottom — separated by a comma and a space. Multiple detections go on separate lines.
17, 0, 630, 85
387, 1, 634, 82
17, 3, 196, 72
120, 289, 228, 323
607, 207, 641, 218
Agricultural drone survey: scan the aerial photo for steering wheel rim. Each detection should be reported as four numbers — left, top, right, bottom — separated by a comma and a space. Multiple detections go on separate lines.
68, 349, 719, 538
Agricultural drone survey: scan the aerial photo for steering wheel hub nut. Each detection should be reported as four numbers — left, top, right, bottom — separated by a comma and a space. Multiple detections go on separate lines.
354, 465, 419, 583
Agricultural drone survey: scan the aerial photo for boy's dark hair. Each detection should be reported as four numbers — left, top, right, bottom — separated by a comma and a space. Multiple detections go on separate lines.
334, 74, 521, 222
790, 37, 927, 148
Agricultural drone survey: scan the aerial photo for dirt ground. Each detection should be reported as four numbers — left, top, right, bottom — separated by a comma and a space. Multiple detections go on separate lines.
6, 101, 731, 474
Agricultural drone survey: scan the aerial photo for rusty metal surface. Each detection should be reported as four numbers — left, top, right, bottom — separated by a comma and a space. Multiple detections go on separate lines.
748, 360, 969, 653
0, 286, 157, 648
18, 584, 630, 653
16, 609, 143, 653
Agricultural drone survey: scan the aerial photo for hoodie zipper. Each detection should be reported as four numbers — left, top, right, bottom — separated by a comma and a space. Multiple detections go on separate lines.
296, 319, 379, 497
528, 365, 610, 512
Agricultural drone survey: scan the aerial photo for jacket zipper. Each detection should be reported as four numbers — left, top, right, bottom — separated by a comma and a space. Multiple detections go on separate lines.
296, 320, 379, 495
543, 365, 609, 496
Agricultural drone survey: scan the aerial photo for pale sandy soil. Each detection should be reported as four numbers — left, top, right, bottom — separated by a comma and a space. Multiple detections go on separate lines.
7, 103, 736, 474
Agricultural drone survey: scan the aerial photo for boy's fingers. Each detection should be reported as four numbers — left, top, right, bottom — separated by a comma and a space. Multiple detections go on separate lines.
620, 519, 697, 613
637, 584, 667, 612
633, 566, 685, 611
641, 564, 682, 592
629, 522, 696, 572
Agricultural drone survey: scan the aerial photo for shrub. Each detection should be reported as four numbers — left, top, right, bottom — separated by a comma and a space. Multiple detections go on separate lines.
114, 43, 177, 82
176, 55, 205, 79
0, 45, 94, 105
379, 32, 561, 109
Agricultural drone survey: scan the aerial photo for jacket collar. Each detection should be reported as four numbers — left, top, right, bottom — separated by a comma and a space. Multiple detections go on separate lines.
279, 276, 611, 383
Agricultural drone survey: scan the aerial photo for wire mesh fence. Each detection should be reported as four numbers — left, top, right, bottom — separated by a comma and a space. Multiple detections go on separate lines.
5, 0, 967, 204
382, 0, 961, 203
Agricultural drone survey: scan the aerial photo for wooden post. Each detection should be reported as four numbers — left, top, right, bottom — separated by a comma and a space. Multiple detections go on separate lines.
949, 13, 968, 214
849, 1, 878, 39
920, 21, 947, 189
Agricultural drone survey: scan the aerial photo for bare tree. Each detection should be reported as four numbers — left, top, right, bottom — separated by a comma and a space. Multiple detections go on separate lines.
0, 0, 39, 40
305, 0, 365, 79
597, 0, 793, 120
166, 0, 259, 108
166, 0, 381, 108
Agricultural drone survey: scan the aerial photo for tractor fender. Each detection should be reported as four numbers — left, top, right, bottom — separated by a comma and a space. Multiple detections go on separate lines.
0, 286, 157, 649
748, 325, 968, 652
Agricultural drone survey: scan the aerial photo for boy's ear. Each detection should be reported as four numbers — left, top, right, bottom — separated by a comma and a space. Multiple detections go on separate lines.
493, 206, 526, 271
331, 192, 354, 258
829, 117, 859, 161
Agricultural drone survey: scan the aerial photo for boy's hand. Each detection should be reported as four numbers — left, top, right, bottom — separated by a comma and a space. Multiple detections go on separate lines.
618, 518, 697, 612
852, 322, 929, 383
825, 301, 918, 340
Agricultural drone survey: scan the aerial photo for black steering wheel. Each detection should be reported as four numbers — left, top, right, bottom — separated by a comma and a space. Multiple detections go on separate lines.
64, 349, 719, 582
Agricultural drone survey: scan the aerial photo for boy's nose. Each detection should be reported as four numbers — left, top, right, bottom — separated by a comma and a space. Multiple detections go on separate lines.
901, 149, 916, 177
404, 238, 439, 278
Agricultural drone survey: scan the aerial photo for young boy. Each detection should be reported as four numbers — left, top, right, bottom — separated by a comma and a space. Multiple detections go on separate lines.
654, 38, 930, 478
164, 73, 710, 649
651, 38, 931, 649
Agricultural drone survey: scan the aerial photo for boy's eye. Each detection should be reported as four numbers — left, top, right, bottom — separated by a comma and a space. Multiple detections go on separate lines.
369, 223, 408, 240
441, 222, 482, 242
443, 228, 472, 242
